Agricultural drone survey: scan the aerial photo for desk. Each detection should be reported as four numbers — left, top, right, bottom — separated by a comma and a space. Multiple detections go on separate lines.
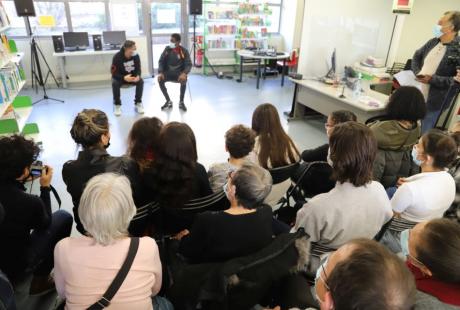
53, 49, 118, 88
237, 50, 290, 89
291, 78, 389, 123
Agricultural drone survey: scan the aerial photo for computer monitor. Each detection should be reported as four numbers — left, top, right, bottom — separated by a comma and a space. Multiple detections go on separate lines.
63, 32, 89, 50
103, 31, 126, 48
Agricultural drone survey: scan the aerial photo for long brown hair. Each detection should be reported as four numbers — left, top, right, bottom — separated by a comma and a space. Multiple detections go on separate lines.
251, 103, 299, 168
146, 122, 198, 208
127, 117, 163, 170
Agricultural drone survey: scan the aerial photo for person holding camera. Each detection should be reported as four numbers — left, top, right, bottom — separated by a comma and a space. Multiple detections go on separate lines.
0, 135, 73, 294
412, 11, 460, 133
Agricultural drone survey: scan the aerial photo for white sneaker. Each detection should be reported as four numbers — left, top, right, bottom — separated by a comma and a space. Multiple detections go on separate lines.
114, 105, 122, 116
135, 102, 144, 114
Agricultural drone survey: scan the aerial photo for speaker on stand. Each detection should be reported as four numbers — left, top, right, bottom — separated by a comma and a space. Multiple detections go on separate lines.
13, 0, 63, 104
189, 0, 202, 67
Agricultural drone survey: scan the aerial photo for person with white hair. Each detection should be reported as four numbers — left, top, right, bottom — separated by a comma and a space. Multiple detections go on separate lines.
175, 164, 275, 263
54, 173, 163, 309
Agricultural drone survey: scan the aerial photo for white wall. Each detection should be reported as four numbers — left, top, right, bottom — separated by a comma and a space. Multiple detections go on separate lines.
298, 0, 397, 78
15, 36, 149, 86
280, 0, 304, 52
395, 0, 460, 63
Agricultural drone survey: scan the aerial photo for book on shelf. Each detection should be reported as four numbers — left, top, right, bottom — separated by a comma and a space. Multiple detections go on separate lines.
0, 62, 25, 104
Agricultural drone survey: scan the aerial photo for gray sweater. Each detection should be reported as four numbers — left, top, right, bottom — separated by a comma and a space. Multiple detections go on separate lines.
294, 181, 393, 249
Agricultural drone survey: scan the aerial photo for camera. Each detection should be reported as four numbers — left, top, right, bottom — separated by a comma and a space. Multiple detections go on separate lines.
30, 160, 44, 177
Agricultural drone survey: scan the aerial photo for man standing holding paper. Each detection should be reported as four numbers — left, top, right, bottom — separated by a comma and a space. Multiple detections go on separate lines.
412, 11, 460, 133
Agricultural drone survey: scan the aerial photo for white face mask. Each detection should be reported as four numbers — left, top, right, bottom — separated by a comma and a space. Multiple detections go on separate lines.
169, 42, 176, 49
433, 24, 444, 38
131, 51, 138, 57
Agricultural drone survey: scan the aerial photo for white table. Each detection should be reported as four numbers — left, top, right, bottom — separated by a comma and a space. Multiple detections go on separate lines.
53, 49, 118, 88
237, 50, 290, 89
290, 78, 389, 123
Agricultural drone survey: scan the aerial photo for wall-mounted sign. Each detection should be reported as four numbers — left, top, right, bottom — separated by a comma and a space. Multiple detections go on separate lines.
392, 0, 415, 14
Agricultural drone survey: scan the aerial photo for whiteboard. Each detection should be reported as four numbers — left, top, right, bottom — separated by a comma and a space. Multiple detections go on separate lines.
298, 0, 396, 77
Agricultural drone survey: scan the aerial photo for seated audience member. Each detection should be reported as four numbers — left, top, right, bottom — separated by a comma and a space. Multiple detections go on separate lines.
382, 130, 457, 253
208, 124, 256, 192
446, 122, 460, 221
158, 33, 192, 111
0, 136, 72, 293
176, 164, 273, 263
251, 103, 300, 206
314, 239, 416, 310
370, 86, 427, 188
294, 122, 393, 266
144, 122, 212, 232
127, 117, 163, 205
400, 219, 460, 307
390, 130, 456, 221
63, 109, 141, 234
294, 110, 357, 197
54, 173, 163, 309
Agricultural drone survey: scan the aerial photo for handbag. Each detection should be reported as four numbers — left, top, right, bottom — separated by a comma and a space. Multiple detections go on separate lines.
87, 237, 140, 310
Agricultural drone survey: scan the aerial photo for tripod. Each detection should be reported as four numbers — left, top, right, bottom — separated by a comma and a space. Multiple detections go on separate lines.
191, 14, 201, 67
436, 80, 460, 131
25, 17, 63, 105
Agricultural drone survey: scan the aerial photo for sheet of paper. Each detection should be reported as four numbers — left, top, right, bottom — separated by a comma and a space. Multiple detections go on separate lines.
394, 70, 423, 91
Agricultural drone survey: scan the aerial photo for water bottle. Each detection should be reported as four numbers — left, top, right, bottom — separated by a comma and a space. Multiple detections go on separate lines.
353, 73, 362, 99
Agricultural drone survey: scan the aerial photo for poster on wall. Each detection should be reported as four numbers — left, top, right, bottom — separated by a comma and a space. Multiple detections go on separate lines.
392, 0, 415, 14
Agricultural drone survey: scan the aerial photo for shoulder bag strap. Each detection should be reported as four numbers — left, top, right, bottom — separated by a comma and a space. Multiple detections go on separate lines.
87, 237, 140, 310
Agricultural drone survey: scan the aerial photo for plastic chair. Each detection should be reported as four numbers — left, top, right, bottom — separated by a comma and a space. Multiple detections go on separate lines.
268, 162, 300, 185
161, 190, 230, 235
277, 49, 299, 75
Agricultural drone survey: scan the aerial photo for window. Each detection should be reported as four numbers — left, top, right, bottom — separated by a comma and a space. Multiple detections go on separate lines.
69, 1, 106, 33
110, 0, 140, 36
30, 2, 68, 35
3, 1, 27, 36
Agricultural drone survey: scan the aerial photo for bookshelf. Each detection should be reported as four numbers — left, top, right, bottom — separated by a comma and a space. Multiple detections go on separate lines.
0, 2, 37, 137
202, 0, 273, 75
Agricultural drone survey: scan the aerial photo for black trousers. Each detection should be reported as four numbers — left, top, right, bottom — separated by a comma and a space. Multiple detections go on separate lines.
159, 72, 186, 102
112, 78, 144, 105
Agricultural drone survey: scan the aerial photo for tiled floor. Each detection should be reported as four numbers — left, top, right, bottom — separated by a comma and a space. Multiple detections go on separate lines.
16, 73, 327, 309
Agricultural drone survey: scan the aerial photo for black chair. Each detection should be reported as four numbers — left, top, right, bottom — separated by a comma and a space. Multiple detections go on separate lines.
268, 162, 300, 185
0, 270, 15, 310
374, 218, 393, 242
161, 190, 230, 235
128, 201, 160, 237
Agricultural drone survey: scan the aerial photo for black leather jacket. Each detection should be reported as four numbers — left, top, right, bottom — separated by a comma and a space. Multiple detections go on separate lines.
62, 148, 141, 234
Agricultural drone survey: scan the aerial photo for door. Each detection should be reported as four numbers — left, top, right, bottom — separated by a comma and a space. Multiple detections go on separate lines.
150, 0, 189, 71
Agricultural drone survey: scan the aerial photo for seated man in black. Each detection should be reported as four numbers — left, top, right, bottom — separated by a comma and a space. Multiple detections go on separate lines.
0, 136, 73, 294
111, 40, 144, 116
158, 33, 192, 112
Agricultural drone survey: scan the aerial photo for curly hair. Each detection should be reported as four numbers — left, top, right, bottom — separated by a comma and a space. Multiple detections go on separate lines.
0, 135, 41, 183
127, 117, 163, 170
146, 122, 198, 208
225, 125, 256, 159
70, 109, 109, 148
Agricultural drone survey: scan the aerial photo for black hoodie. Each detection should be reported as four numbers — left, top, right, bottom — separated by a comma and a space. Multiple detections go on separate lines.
111, 47, 141, 81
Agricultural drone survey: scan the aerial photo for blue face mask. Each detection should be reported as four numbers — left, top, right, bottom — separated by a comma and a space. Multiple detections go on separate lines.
400, 229, 411, 257
411, 147, 423, 166
433, 24, 443, 38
